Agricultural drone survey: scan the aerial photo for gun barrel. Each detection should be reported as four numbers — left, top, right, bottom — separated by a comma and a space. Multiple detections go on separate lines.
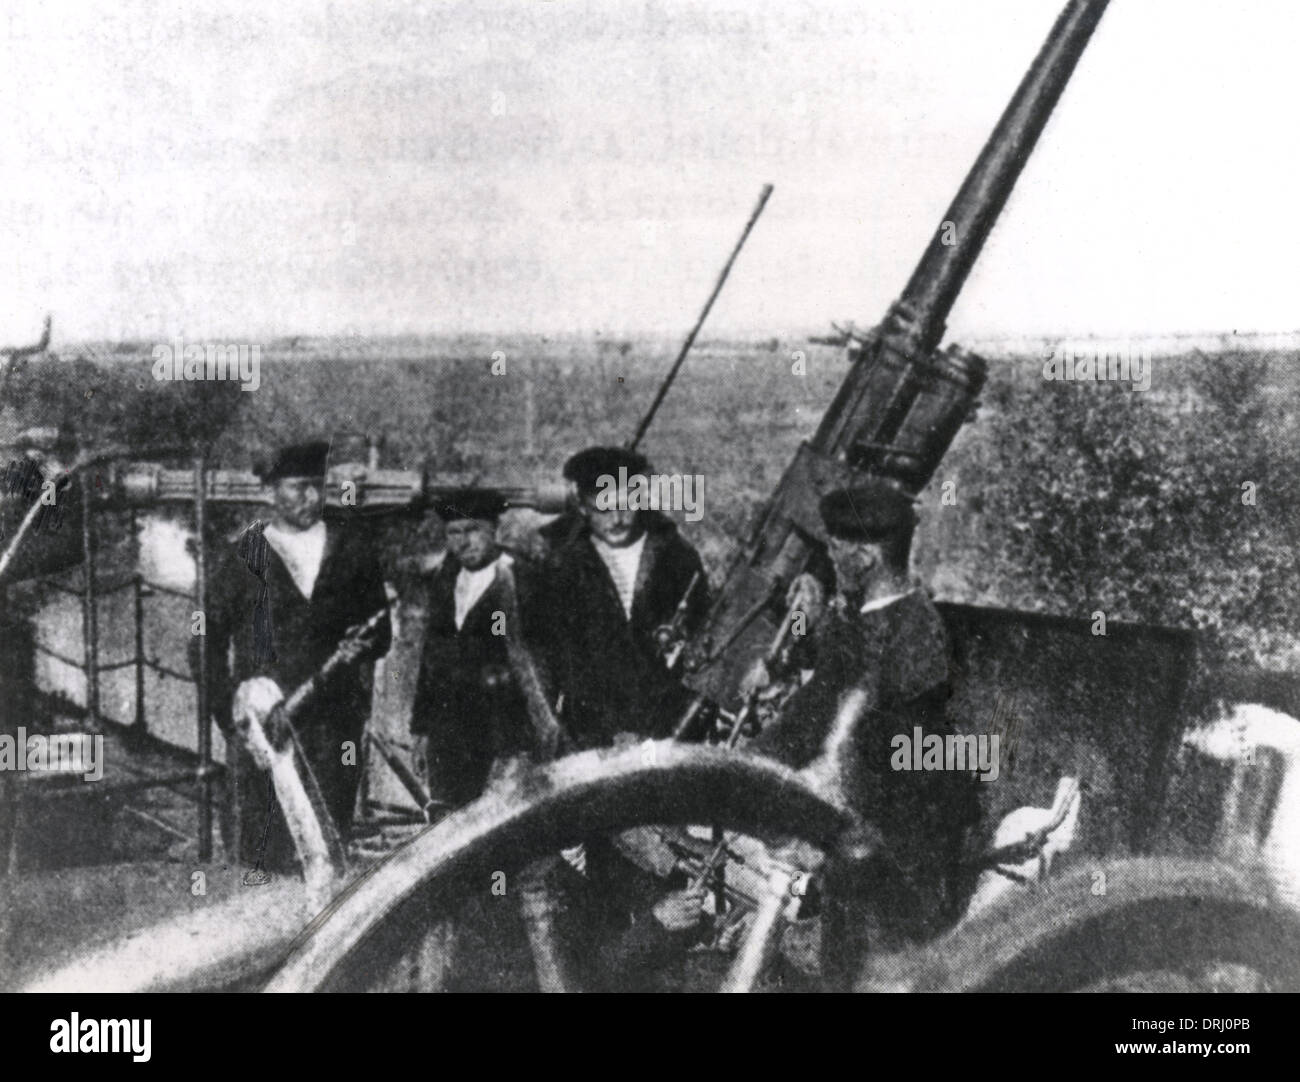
688, 0, 1110, 708
99, 462, 569, 515
901, 0, 1109, 352
628, 184, 774, 451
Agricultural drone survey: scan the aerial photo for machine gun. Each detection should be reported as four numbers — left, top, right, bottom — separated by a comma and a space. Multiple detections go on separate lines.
91, 460, 569, 517
685, 0, 1111, 712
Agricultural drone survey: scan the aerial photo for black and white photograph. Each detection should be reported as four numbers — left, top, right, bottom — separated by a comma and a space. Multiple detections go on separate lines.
1, 0, 1297, 1036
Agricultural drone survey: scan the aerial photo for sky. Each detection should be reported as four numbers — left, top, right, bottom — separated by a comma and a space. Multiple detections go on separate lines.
2, 0, 1299, 345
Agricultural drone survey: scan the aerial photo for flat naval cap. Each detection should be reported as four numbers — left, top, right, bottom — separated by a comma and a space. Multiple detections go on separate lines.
434, 488, 510, 522
260, 440, 331, 483
563, 445, 651, 495
819, 480, 917, 542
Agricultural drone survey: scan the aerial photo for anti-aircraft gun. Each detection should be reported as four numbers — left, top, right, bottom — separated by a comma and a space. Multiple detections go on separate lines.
13, 0, 1300, 996
685, 0, 1109, 710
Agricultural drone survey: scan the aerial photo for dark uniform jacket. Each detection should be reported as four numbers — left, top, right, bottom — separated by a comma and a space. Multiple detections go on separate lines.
411, 552, 543, 808
753, 587, 981, 943
541, 512, 709, 748
195, 520, 391, 871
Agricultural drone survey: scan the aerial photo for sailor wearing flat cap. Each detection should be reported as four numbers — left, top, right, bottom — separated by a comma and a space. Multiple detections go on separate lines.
194, 439, 392, 872
539, 446, 710, 748
411, 490, 544, 809
751, 478, 981, 946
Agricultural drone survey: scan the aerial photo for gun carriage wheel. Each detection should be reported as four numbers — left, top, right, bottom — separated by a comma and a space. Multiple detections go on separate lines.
266, 740, 1300, 993
860, 858, 1300, 993
265, 741, 862, 993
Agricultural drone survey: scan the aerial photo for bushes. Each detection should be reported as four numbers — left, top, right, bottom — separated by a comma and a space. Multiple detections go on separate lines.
942, 349, 1300, 668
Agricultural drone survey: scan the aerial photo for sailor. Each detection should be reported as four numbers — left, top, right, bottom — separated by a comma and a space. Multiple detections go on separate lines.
410, 489, 544, 810
751, 479, 982, 944
540, 446, 710, 748
195, 440, 391, 873
500, 447, 712, 986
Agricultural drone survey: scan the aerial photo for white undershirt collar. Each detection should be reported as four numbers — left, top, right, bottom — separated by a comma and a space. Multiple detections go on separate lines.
454, 552, 512, 630
264, 520, 327, 599
592, 533, 647, 620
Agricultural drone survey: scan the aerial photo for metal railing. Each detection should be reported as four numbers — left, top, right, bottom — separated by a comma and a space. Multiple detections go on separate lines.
5, 454, 218, 861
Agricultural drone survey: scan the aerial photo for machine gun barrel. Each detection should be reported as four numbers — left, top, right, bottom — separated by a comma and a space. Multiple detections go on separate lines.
628, 184, 774, 451
95, 462, 569, 515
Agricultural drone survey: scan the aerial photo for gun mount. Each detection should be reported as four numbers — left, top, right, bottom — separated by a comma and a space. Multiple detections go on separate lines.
689, 0, 1110, 706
